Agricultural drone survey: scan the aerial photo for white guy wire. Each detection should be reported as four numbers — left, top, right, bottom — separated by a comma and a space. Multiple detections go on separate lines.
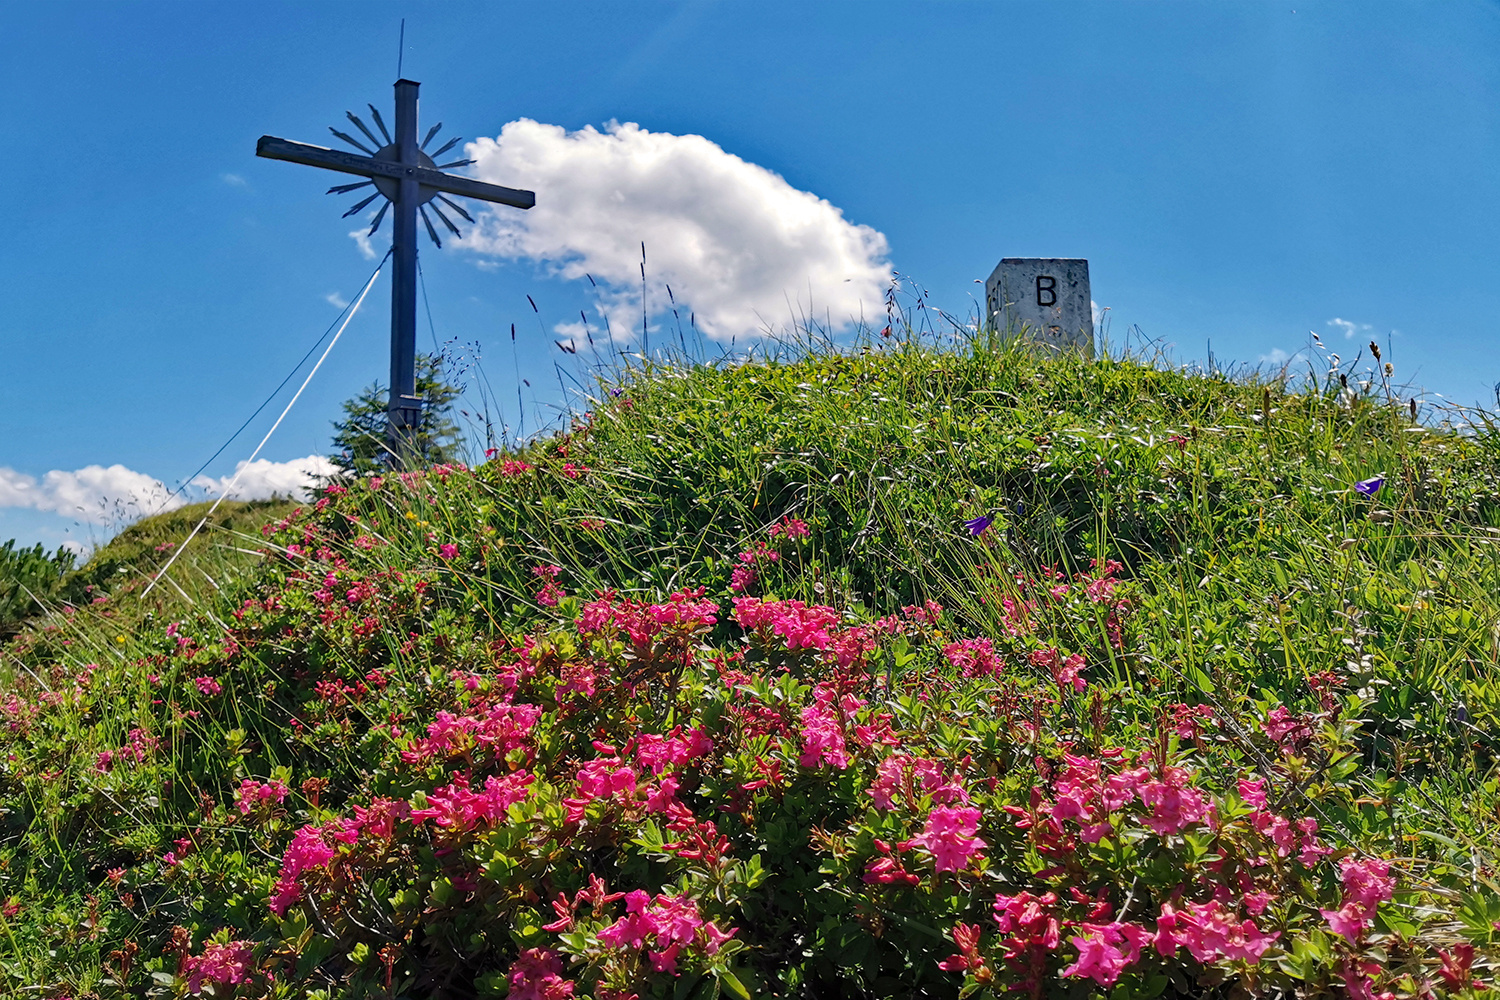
143, 260, 385, 598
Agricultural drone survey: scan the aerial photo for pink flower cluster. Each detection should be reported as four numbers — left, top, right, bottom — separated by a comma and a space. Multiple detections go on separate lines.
902, 805, 986, 872
937, 922, 985, 974
269, 824, 340, 916
729, 540, 779, 593
557, 728, 713, 824
1320, 857, 1395, 941
180, 938, 254, 994
234, 778, 290, 815
1029, 647, 1087, 693
1238, 778, 1331, 866
193, 676, 223, 697
499, 460, 533, 476
1154, 899, 1279, 964
1168, 702, 1216, 740
1031, 751, 1212, 845
799, 682, 865, 769
1062, 921, 1151, 986
768, 516, 810, 539
868, 753, 969, 811
733, 597, 841, 651
95, 727, 160, 773
1264, 705, 1315, 753
1137, 769, 1214, 837
943, 638, 1003, 678
635, 726, 713, 775
991, 892, 1062, 991
400, 702, 542, 766
409, 772, 535, 833
506, 947, 575, 1000
577, 588, 719, 648
864, 838, 922, 886
533, 565, 566, 607
564, 755, 640, 823
271, 776, 529, 916
595, 890, 736, 976
901, 600, 944, 627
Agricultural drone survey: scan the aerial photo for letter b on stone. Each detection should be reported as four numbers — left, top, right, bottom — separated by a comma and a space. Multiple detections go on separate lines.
1036, 275, 1057, 308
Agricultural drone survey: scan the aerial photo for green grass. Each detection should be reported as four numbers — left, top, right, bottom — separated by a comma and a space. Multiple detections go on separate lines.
1, 498, 298, 658
3, 324, 1500, 996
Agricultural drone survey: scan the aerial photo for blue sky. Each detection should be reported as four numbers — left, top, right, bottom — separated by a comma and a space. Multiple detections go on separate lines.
3, 1, 1497, 553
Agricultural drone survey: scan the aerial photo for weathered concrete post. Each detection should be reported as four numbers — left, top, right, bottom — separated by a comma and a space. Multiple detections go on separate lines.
984, 258, 1093, 357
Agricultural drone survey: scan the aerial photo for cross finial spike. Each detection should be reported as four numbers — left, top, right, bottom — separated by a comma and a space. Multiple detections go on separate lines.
342, 191, 382, 218
436, 194, 474, 223
346, 111, 383, 149
367, 200, 391, 237
367, 104, 393, 144
430, 203, 462, 238
329, 127, 376, 155
419, 205, 443, 248
431, 135, 463, 158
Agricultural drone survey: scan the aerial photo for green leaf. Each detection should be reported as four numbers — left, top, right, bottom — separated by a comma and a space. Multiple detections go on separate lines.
718, 968, 753, 1000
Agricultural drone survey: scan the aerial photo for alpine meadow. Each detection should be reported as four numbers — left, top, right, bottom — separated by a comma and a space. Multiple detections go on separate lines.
5, 319, 1500, 999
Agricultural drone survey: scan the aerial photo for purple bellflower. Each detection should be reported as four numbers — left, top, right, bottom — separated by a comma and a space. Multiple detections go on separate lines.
964, 515, 994, 537
1354, 476, 1384, 496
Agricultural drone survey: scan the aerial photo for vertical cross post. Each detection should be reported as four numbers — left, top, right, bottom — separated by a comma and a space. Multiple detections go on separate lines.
388, 79, 423, 465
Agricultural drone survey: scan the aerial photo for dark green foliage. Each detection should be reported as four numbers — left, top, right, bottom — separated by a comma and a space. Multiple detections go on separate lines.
0, 540, 75, 638
329, 353, 465, 473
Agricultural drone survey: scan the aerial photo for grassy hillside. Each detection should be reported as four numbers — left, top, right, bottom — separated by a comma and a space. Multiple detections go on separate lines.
3, 329, 1500, 998
1, 498, 298, 653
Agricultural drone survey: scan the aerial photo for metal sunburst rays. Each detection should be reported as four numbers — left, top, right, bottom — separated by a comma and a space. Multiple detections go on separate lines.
325, 108, 478, 247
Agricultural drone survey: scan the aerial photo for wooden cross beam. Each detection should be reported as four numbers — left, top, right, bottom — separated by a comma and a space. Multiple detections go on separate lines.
256, 79, 534, 467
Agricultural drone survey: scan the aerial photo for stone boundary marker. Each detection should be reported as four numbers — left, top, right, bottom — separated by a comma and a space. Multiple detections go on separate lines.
984, 258, 1093, 357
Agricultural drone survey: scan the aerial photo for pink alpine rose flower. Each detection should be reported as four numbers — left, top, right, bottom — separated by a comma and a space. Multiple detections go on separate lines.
905, 805, 986, 872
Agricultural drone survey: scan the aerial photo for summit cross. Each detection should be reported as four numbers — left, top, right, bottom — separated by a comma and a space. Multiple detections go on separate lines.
257, 78, 535, 466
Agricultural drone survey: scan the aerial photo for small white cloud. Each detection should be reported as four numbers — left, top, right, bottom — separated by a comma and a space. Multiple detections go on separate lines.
0, 468, 36, 508
1, 455, 342, 527
0, 465, 184, 524
191, 455, 340, 501
349, 227, 380, 260
1260, 348, 1291, 364
221, 173, 249, 188
1091, 300, 1108, 329
552, 319, 588, 342
325, 291, 350, 309
1327, 317, 1372, 340
461, 119, 892, 342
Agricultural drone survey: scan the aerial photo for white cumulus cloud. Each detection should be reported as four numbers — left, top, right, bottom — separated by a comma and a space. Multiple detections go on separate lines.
1260, 348, 1291, 364
0, 456, 339, 526
0, 465, 182, 524
191, 455, 341, 500
459, 119, 892, 342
